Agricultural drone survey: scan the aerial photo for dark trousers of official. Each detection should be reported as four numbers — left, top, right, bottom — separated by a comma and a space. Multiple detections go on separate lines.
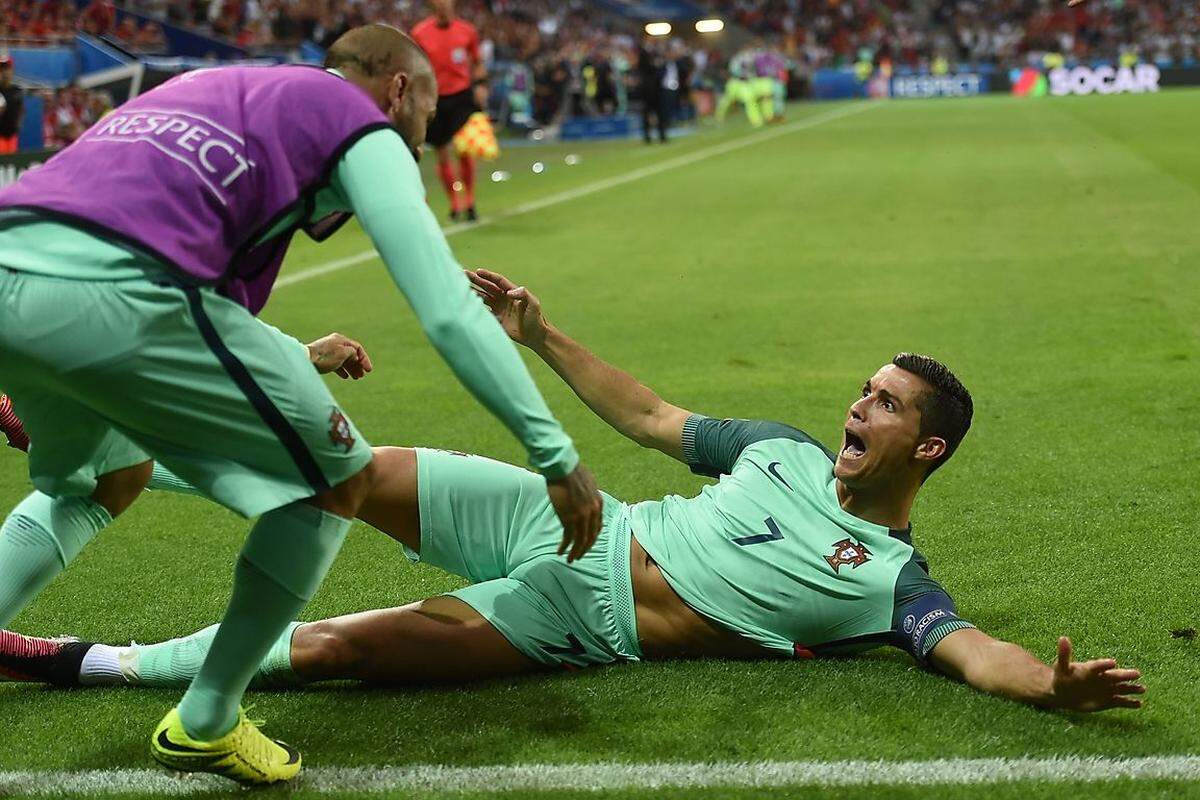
642, 89, 677, 143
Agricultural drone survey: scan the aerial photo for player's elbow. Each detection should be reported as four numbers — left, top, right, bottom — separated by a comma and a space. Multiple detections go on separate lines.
627, 406, 672, 451
628, 420, 664, 450
420, 312, 468, 346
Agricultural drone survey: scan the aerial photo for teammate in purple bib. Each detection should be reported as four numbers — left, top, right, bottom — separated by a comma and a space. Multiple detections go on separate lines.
0, 25, 603, 784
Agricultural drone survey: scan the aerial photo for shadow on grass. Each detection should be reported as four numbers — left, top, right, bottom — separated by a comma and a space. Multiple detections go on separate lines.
0, 649, 1159, 773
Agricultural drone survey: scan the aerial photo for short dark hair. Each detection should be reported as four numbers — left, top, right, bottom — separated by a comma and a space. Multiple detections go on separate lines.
891, 353, 973, 479
324, 24, 431, 79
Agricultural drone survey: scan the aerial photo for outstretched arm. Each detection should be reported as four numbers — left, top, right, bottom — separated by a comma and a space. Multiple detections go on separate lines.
469, 269, 692, 462
337, 132, 603, 562
928, 627, 1144, 712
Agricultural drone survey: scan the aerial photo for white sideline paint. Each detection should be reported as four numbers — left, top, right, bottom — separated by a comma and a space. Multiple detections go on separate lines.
1, 756, 1197, 796
274, 102, 875, 290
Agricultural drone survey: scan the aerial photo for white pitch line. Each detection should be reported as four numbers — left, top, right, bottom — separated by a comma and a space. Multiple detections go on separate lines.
2, 756, 1198, 796
274, 101, 876, 290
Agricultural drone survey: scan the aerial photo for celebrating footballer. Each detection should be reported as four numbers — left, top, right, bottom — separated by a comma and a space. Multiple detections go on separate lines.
2, 268, 1144, 715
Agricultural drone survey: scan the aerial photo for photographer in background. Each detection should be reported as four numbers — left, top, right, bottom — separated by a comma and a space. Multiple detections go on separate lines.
0, 56, 23, 155
637, 36, 665, 143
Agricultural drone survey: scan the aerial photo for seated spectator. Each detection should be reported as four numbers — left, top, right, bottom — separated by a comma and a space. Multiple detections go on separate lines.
209, 0, 243, 37
39, 85, 111, 150
87, 90, 113, 124
39, 89, 58, 149
80, 0, 115, 37
135, 21, 168, 51
113, 16, 138, 43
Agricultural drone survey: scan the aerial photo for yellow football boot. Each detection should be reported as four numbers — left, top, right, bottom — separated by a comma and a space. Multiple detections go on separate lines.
151, 706, 301, 785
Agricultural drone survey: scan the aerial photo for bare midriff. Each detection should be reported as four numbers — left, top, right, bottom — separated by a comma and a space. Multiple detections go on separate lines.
629, 533, 771, 660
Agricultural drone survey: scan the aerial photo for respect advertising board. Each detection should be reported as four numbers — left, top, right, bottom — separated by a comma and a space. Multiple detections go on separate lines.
890, 73, 987, 99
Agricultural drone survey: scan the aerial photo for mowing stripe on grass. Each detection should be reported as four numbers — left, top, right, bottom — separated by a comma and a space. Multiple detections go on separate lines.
3, 756, 1198, 795
274, 101, 875, 290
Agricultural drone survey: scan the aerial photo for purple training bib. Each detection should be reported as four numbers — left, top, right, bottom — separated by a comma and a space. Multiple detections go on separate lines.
0, 65, 392, 313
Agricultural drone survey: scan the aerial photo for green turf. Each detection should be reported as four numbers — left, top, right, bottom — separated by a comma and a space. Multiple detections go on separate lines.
43, 781, 1197, 800
1, 91, 1198, 799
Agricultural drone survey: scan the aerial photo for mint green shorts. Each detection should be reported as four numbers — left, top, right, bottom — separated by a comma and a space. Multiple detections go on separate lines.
0, 269, 372, 517
412, 447, 642, 669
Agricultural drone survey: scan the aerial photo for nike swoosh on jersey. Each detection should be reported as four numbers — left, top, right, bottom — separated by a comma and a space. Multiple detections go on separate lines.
766, 462, 792, 490
746, 458, 794, 491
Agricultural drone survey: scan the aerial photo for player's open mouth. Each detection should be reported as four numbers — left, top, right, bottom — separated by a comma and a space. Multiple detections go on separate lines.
842, 429, 867, 460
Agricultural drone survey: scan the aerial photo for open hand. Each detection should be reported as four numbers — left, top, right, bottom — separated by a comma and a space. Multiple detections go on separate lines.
307, 332, 374, 380
1049, 637, 1144, 712
467, 268, 550, 349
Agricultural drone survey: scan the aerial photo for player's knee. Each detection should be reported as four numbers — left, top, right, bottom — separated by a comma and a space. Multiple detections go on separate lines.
91, 460, 154, 517
298, 620, 365, 676
306, 456, 376, 519
369, 446, 416, 485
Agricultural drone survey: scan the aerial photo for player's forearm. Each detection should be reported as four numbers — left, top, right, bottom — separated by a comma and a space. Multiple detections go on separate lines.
534, 323, 677, 454
381, 232, 578, 478
422, 299, 578, 476
959, 640, 1056, 707
339, 133, 578, 478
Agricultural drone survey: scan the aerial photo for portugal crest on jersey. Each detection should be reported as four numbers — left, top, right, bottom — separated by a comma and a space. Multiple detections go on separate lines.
824, 538, 872, 573
328, 408, 355, 452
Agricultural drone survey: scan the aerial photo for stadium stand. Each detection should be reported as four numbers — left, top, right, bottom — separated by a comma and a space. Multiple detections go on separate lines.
699, 0, 1197, 68
0, 0, 1196, 152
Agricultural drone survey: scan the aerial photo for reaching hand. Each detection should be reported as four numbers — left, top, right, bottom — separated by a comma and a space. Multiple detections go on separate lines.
1049, 637, 1145, 712
467, 268, 550, 349
546, 464, 604, 563
307, 332, 374, 380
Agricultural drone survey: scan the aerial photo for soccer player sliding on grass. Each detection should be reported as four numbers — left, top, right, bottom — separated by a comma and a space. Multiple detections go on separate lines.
0, 268, 1143, 713
0, 26, 602, 785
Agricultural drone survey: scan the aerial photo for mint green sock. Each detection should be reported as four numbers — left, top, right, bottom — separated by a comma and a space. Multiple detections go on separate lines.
0, 492, 111, 627
131, 621, 302, 688
146, 464, 206, 497
176, 503, 348, 739
255, 621, 303, 687
136, 624, 220, 687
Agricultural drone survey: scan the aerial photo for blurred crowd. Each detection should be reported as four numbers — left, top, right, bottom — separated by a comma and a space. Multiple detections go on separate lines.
702, 0, 1198, 69
141, 0, 665, 125
39, 84, 112, 147
0, 0, 1194, 68
0, 0, 1196, 151
0, 0, 167, 50
0, 0, 75, 42
107, 0, 637, 51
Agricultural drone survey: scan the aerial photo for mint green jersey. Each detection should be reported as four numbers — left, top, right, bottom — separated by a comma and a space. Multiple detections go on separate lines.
630, 416, 973, 664
0, 130, 578, 481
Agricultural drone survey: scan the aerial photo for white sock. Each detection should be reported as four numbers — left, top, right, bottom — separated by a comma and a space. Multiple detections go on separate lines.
79, 643, 137, 686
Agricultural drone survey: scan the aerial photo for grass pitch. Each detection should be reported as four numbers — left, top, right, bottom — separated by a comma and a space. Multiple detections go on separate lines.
1, 90, 1198, 798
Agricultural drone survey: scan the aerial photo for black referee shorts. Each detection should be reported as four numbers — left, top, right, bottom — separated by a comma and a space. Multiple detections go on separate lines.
426, 89, 478, 148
